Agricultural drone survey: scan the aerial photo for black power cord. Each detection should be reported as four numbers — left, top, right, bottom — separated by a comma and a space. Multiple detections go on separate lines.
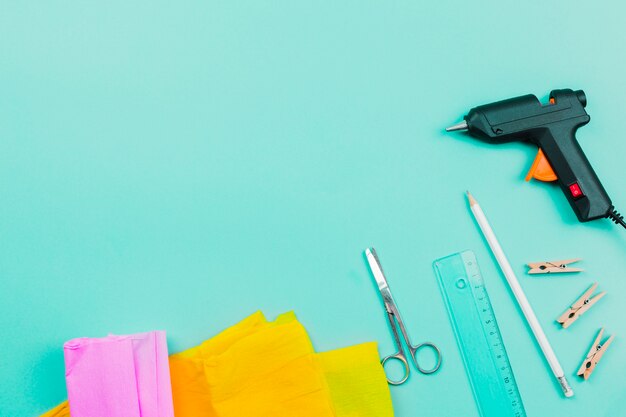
608, 208, 626, 229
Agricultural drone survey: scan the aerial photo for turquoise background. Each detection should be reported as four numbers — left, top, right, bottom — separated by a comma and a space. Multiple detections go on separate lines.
1, 1, 625, 416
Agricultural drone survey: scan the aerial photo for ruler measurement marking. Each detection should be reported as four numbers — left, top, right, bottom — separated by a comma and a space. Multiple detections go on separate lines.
471, 267, 524, 414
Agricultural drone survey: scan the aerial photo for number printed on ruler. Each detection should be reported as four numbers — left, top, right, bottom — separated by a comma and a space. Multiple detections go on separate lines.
473, 280, 523, 414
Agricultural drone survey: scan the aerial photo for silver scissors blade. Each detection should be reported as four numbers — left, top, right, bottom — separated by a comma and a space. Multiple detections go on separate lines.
365, 248, 389, 291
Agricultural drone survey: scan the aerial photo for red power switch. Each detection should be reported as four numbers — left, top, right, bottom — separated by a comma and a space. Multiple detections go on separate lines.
569, 183, 584, 199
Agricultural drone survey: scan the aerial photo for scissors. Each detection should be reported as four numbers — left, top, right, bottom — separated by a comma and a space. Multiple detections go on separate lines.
365, 248, 442, 385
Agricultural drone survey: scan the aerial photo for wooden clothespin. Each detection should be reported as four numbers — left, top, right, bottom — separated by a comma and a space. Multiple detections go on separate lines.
527, 258, 583, 274
556, 282, 605, 329
577, 328, 614, 380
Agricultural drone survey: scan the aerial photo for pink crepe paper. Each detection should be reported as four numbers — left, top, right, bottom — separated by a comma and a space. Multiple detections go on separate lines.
64, 331, 174, 417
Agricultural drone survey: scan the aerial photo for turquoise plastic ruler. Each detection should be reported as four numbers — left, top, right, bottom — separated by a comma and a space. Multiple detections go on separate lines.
434, 250, 526, 417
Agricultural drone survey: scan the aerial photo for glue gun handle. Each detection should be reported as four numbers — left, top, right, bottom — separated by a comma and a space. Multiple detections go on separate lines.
538, 125, 612, 221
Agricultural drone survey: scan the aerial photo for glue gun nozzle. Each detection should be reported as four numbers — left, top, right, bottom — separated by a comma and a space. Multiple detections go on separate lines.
445, 120, 468, 132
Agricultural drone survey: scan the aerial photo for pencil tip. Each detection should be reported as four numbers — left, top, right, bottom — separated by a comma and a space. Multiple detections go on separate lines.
466, 191, 477, 206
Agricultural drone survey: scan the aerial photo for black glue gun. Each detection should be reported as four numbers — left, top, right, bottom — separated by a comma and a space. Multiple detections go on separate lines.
446, 88, 625, 229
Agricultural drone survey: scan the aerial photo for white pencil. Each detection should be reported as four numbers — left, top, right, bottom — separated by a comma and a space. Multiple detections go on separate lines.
467, 191, 574, 398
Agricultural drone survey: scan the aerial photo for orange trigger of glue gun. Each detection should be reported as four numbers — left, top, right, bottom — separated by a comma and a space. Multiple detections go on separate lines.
525, 149, 557, 182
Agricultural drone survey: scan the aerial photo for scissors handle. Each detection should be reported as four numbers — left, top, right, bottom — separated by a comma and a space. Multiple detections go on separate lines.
381, 352, 410, 385
408, 341, 442, 374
